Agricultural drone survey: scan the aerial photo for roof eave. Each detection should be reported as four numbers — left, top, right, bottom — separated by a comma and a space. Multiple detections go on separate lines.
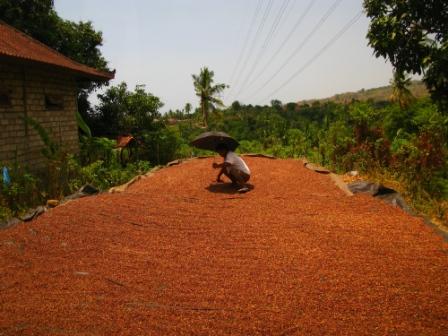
0, 54, 115, 81
71, 68, 115, 81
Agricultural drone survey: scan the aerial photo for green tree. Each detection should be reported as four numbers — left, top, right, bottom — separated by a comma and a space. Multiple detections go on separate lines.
94, 82, 163, 137
192, 67, 227, 128
363, 0, 448, 111
285, 128, 307, 158
348, 101, 380, 144
92, 83, 183, 165
390, 71, 414, 109
270, 99, 283, 111
184, 103, 192, 118
0, 0, 58, 44
0, 0, 109, 72
231, 101, 242, 111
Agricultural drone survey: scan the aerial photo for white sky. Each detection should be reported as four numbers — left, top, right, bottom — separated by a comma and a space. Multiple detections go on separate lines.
55, 0, 394, 112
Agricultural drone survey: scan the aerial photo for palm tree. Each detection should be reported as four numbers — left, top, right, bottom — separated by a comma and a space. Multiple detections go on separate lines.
184, 102, 192, 117
192, 67, 228, 128
390, 70, 414, 109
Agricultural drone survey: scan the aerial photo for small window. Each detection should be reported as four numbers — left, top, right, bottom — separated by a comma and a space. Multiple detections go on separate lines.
45, 94, 64, 110
0, 89, 11, 106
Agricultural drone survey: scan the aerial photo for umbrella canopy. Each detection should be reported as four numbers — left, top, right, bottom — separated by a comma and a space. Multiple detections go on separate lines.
190, 131, 239, 152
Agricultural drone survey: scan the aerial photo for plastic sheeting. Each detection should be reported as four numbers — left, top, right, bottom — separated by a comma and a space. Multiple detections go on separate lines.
348, 181, 413, 214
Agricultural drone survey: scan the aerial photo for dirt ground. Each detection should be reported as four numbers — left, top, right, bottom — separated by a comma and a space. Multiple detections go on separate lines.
1, 157, 447, 335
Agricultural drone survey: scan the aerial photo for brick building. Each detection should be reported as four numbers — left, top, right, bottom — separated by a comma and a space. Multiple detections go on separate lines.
0, 21, 114, 169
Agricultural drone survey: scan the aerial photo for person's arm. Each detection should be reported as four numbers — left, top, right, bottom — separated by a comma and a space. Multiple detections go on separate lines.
213, 162, 231, 182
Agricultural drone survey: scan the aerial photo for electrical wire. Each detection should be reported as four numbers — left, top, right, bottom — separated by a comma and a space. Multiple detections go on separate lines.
225, 0, 264, 100
240, 0, 314, 95
226, 0, 274, 100
257, 11, 363, 104
239, 0, 343, 101
231, 0, 292, 100
260, 0, 291, 51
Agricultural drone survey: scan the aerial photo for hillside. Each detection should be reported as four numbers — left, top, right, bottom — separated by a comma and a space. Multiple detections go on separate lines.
298, 80, 428, 105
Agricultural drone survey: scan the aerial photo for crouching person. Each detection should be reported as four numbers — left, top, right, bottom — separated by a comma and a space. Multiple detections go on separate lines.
212, 143, 251, 193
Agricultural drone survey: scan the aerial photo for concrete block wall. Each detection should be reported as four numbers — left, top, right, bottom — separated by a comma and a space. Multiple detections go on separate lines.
0, 61, 79, 169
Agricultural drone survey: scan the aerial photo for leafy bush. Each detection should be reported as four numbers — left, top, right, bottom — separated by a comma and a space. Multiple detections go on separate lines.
237, 140, 264, 154
318, 121, 354, 171
284, 129, 308, 158
67, 157, 150, 192
80, 136, 117, 165
0, 162, 41, 215
176, 143, 194, 159
0, 206, 13, 223
138, 127, 181, 165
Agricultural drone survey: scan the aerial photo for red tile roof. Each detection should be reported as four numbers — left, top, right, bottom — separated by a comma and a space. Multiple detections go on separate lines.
116, 135, 136, 148
0, 21, 114, 81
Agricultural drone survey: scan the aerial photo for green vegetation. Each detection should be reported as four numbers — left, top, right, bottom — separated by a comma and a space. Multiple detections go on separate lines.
364, 0, 448, 111
192, 67, 228, 128
88, 82, 181, 166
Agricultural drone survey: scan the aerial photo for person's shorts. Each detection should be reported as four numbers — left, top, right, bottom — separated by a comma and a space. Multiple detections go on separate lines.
227, 166, 250, 182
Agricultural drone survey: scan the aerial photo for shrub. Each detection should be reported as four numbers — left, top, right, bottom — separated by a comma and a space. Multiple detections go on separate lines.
68, 157, 151, 191
80, 136, 117, 165
237, 140, 264, 154
318, 121, 354, 171
284, 129, 308, 158
138, 127, 181, 165
0, 162, 41, 215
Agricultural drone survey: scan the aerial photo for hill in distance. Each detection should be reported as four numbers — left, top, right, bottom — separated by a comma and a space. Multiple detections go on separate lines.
298, 80, 428, 105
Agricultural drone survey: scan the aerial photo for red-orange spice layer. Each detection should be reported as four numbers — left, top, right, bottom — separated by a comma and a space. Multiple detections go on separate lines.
1, 158, 447, 335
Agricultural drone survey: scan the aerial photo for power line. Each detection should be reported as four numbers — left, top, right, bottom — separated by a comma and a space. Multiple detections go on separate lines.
231, 0, 292, 100
240, 0, 343, 101
226, 0, 274, 101
227, 0, 273, 99
225, 0, 264, 100
257, 11, 363, 104
260, 0, 291, 51
239, 0, 314, 96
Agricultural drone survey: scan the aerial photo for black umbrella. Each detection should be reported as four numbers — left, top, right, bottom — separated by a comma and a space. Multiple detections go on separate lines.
190, 131, 239, 152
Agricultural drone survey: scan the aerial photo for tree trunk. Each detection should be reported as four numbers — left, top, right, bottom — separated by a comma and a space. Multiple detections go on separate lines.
201, 97, 208, 128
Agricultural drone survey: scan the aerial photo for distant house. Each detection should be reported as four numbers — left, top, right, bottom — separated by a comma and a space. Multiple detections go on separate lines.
0, 21, 114, 169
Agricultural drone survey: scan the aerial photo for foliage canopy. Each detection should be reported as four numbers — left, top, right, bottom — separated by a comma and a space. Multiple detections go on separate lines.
363, 0, 448, 111
192, 67, 228, 128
